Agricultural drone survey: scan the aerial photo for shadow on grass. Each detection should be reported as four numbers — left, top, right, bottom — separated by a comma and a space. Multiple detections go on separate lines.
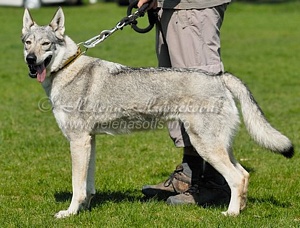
55, 187, 291, 211
54, 189, 144, 206
248, 195, 292, 208
54, 165, 290, 211
54, 189, 228, 210
54, 165, 256, 207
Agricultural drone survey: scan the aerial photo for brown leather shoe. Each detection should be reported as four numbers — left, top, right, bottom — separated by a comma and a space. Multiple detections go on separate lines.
142, 164, 191, 199
166, 181, 230, 206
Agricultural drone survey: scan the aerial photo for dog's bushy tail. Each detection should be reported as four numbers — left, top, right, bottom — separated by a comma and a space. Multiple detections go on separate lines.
222, 72, 294, 158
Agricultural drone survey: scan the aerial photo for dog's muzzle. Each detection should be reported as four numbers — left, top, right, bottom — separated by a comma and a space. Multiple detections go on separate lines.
26, 53, 52, 78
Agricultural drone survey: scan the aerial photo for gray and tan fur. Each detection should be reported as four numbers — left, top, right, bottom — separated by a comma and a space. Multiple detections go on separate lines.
22, 8, 294, 218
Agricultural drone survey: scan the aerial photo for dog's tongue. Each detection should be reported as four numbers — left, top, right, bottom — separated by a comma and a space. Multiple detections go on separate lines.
37, 64, 46, 83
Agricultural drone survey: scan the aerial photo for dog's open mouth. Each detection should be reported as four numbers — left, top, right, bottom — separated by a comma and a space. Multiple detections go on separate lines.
28, 55, 52, 83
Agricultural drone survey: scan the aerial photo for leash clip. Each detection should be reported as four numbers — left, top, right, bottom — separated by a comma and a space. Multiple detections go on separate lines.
83, 29, 117, 49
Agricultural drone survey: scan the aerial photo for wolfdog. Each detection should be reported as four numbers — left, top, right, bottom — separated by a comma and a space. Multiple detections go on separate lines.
22, 8, 294, 218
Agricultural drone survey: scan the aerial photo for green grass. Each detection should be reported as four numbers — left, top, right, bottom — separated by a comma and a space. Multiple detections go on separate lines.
0, 1, 300, 227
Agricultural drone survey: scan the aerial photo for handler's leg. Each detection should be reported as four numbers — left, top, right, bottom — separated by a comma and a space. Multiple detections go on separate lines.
142, 5, 230, 205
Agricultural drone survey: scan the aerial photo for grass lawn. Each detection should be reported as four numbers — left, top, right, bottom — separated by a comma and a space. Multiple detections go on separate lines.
0, 1, 299, 227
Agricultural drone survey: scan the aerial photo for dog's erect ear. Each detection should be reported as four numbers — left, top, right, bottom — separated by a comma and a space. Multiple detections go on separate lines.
22, 8, 35, 35
49, 7, 65, 40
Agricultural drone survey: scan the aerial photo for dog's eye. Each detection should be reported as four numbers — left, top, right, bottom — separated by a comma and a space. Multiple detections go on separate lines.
42, 42, 51, 46
25, 40, 31, 45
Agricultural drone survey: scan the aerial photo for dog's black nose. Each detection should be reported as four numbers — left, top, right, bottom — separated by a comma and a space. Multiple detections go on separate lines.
26, 54, 37, 65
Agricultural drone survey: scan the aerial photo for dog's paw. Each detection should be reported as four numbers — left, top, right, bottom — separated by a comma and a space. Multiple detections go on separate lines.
54, 209, 77, 219
221, 210, 239, 217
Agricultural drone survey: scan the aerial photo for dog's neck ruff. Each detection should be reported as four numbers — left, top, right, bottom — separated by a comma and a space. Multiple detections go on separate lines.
51, 46, 82, 74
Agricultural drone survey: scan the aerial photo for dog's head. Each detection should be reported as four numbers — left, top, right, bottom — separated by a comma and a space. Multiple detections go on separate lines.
22, 8, 65, 83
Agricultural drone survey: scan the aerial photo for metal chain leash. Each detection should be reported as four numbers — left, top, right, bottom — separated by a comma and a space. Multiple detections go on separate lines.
82, 1, 154, 49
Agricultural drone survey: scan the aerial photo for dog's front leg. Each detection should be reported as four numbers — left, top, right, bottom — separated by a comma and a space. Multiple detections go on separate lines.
55, 135, 96, 219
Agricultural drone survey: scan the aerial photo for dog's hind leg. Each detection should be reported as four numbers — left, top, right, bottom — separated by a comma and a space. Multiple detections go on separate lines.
227, 147, 249, 210
55, 134, 96, 219
185, 127, 245, 216
234, 162, 249, 211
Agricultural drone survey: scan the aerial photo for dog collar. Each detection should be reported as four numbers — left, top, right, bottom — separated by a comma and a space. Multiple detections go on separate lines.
52, 46, 82, 74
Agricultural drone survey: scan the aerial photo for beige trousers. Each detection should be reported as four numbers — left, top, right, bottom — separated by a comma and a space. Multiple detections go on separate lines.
156, 4, 227, 147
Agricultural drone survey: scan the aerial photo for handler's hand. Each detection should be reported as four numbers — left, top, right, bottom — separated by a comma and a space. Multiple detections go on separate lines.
137, 0, 157, 9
